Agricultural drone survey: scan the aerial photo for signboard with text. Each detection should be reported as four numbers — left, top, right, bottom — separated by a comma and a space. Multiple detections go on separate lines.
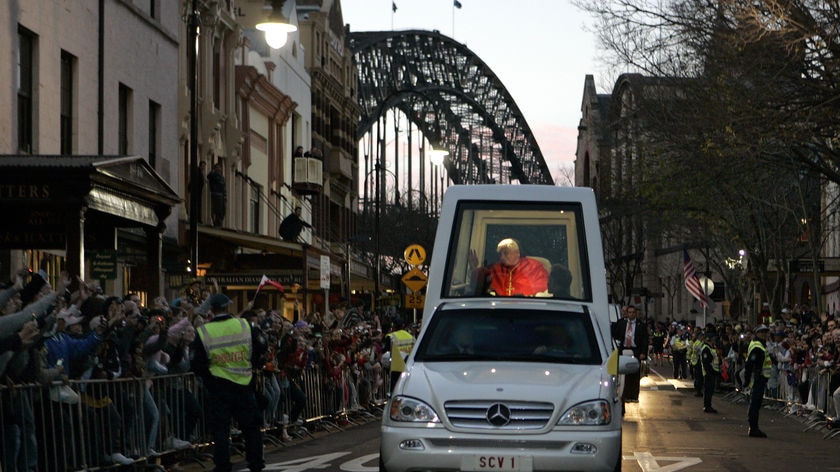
90, 251, 117, 280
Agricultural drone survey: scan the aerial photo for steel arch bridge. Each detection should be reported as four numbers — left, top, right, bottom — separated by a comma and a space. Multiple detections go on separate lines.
348, 30, 554, 186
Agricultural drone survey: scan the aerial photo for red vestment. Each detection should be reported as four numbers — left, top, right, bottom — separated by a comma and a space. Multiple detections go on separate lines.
487, 256, 549, 296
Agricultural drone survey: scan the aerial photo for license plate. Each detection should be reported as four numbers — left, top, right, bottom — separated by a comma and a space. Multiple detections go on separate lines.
462, 455, 533, 472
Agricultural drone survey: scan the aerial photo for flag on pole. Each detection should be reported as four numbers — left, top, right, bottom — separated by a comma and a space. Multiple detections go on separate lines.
683, 249, 708, 308
454, 0, 462, 8
258, 274, 285, 292
392, 1, 397, 12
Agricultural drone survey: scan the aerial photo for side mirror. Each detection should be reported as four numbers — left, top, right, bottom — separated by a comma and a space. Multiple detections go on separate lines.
607, 349, 640, 375
618, 354, 640, 375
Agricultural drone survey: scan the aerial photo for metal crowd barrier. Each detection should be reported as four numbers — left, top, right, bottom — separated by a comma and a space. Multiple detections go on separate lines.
720, 364, 840, 439
1, 364, 389, 471
255, 360, 388, 441
1, 374, 204, 471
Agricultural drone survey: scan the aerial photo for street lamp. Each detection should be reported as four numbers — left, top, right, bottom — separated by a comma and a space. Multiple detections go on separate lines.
428, 148, 448, 166
256, 0, 297, 49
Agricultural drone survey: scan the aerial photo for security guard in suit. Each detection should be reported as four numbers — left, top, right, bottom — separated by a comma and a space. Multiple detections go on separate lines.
611, 305, 648, 402
192, 293, 267, 471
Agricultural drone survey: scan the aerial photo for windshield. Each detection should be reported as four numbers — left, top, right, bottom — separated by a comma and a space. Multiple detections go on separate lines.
414, 307, 601, 365
441, 200, 591, 301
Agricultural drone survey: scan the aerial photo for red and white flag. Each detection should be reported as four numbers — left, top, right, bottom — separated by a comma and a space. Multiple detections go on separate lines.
258, 275, 284, 292
683, 249, 708, 308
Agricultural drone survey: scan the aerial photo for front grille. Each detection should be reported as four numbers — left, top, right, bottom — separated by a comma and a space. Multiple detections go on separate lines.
444, 400, 555, 430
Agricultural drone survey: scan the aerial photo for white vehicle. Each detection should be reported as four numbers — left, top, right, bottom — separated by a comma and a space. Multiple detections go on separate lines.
380, 185, 638, 472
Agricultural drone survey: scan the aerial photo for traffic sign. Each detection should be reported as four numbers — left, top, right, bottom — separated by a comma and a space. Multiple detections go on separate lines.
405, 293, 425, 309
404, 244, 426, 266
401, 266, 428, 293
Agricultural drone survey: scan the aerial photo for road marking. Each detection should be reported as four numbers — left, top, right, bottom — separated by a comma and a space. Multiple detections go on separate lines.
263, 452, 350, 471
340, 453, 379, 471
623, 451, 702, 471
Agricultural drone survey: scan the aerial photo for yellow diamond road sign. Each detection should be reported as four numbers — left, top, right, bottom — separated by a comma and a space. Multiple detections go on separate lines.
404, 244, 426, 266
401, 266, 428, 293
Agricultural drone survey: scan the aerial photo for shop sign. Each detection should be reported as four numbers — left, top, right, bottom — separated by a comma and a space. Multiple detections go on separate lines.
90, 251, 117, 280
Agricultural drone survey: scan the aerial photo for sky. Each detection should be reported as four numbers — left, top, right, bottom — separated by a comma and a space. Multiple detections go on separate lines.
340, 0, 602, 179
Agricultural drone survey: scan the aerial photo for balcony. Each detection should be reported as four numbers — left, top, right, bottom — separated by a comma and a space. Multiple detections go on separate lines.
293, 156, 322, 195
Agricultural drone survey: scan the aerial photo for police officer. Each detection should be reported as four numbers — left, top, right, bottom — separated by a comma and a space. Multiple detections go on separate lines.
670, 326, 689, 379
689, 328, 703, 397
192, 293, 267, 471
744, 325, 771, 438
384, 318, 416, 393
699, 333, 720, 413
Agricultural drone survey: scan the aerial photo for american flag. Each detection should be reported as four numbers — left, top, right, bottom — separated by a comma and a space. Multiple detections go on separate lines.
683, 249, 708, 308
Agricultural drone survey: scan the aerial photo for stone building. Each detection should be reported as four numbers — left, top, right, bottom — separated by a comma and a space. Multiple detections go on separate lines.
0, 0, 180, 298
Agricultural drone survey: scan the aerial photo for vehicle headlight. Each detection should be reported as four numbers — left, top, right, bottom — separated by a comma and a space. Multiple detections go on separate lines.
389, 396, 440, 423
558, 400, 611, 425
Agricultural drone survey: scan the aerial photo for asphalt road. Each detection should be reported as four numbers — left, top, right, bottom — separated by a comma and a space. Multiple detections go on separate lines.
172, 366, 840, 471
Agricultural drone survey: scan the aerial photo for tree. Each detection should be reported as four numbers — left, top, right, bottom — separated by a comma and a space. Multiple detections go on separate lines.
355, 189, 439, 295
575, 0, 836, 314
575, 0, 840, 183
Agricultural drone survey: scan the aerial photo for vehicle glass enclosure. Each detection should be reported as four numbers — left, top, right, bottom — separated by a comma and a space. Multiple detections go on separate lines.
414, 307, 601, 365
441, 200, 591, 300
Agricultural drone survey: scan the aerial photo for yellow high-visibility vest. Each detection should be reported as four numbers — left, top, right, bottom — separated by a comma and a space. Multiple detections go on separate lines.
747, 340, 772, 379
700, 343, 720, 376
689, 339, 702, 365
389, 330, 415, 373
198, 317, 253, 386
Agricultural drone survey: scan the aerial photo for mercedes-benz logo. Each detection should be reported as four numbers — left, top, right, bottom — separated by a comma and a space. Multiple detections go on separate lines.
486, 403, 511, 426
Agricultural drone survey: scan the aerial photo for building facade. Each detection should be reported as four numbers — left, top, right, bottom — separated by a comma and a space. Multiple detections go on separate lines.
296, 0, 364, 303
577, 73, 831, 322
576, 74, 719, 322
180, 0, 364, 317
1, 0, 364, 317
1, 0, 181, 300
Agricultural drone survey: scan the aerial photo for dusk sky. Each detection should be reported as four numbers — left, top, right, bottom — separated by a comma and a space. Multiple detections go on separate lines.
340, 0, 602, 179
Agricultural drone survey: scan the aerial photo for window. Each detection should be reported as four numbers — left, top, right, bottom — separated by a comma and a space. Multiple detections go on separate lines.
60, 50, 75, 154
148, 100, 160, 168
249, 184, 261, 233
213, 39, 221, 109
118, 83, 132, 154
442, 201, 591, 301
17, 26, 35, 154
414, 308, 601, 365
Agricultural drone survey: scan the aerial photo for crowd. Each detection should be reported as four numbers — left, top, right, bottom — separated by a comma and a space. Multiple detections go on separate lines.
633, 304, 840, 427
8, 261, 836, 469
0, 266, 411, 471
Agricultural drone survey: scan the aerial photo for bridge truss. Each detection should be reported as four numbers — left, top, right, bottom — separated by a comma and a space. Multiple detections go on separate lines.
349, 30, 554, 188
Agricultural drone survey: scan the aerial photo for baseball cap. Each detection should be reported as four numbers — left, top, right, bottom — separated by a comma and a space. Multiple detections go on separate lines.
209, 293, 232, 310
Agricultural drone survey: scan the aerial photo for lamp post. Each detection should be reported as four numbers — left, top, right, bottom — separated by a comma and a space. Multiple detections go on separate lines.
187, 0, 200, 275
374, 161, 382, 311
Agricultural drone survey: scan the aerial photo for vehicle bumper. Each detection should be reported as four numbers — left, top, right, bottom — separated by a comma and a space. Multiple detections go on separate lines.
380, 425, 621, 472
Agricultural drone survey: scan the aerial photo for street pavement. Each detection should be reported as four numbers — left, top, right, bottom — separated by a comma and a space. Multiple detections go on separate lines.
165, 366, 840, 471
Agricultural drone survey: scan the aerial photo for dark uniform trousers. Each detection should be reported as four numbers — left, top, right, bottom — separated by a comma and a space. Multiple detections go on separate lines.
206, 383, 264, 472
747, 375, 768, 429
